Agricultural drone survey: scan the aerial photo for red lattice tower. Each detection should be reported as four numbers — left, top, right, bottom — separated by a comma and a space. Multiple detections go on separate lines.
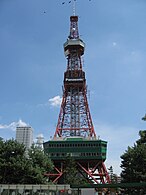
54, 15, 96, 139
44, 14, 111, 185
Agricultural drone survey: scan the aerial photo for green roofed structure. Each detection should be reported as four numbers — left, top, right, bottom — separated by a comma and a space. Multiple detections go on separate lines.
44, 138, 107, 161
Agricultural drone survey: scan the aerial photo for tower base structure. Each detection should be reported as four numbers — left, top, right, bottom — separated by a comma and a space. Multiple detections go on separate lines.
44, 137, 110, 184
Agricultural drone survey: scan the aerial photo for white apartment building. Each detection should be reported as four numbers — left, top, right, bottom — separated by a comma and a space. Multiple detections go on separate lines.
16, 122, 33, 150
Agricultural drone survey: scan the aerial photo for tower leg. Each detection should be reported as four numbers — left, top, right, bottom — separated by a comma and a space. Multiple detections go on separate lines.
45, 165, 63, 183
77, 161, 111, 184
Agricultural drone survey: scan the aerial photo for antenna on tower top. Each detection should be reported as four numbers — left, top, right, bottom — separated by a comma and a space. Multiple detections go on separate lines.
62, 0, 77, 16
62, 0, 92, 16
73, 0, 76, 16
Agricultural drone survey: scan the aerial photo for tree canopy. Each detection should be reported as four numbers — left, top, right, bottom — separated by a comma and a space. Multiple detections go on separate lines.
120, 130, 146, 193
63, 155, 88, 185
0, 139, 53, 184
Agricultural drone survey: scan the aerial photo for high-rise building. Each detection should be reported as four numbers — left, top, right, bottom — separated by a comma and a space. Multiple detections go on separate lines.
16, 120, 33, 150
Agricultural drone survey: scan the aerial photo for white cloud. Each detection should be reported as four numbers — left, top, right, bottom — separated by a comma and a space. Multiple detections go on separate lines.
17, 119, 28, 127
37, 96, 62, 108
0, 119, 28, 131
49, 95, 62, 107
0, 124, 8, 129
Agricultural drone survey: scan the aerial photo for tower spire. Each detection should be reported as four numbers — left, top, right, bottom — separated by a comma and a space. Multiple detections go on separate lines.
73, 0, 76, 16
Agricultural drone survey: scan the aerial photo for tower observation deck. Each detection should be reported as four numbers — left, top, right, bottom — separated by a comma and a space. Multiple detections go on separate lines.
44, 14, 110, 184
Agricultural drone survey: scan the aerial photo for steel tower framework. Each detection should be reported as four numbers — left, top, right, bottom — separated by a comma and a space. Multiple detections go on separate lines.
54, 15, 96, 139
44, 15, 110, 184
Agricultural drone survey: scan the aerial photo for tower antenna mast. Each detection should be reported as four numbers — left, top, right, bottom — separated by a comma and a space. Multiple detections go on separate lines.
73, 0, 76, 16
62, 0, 77, 16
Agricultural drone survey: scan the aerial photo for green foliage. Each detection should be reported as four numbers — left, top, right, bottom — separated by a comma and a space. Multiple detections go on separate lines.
27, 145, 54, 184
120, 130, 146, 193
136, 130, 146, 145
0, 139, 27, 184
63, 156, 88, 185
0, 139, 53, 184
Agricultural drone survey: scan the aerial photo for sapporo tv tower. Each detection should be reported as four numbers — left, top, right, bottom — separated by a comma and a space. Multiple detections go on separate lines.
44, 1, 110, 184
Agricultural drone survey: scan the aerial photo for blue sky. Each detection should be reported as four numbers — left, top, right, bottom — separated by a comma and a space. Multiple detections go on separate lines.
1, 0, 146, 174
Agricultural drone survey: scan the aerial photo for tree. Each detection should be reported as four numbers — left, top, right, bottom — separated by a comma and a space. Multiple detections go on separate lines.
136, 130, 146, 145
63, 156, 87, 185
0, 139, 27, 183
0, 139, 53, 184
27, 145, 54, 184
120, 130, 146, 194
